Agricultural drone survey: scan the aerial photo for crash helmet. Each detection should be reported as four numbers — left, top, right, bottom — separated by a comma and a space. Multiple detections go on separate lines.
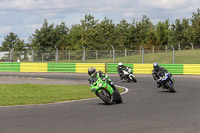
118, 62, 123, 68
153, 62, 159, 71
88, 67, 97, 78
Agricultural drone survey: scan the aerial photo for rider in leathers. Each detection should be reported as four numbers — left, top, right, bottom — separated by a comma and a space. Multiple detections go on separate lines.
117, 62, 130, 80
152, 62, 173, 88
88, 67, 117, 90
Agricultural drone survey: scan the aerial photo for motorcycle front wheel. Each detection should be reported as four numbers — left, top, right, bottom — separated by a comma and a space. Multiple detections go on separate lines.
166, 81, 175, 92
98, 89, 113, 104
131, 75, 137, 83
113, 89, 122, 103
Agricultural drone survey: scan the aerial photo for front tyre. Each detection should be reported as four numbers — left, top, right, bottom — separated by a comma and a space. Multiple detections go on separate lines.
166, 81, 175, 92
98, 89, 113, 104
114, 89, 122, 103
131, 75, 137, 83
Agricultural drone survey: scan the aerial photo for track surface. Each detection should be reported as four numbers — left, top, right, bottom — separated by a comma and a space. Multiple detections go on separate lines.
0, 72, 200, 133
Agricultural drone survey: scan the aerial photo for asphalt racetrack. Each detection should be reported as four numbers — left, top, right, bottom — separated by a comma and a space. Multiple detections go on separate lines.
0, 72, 200, 133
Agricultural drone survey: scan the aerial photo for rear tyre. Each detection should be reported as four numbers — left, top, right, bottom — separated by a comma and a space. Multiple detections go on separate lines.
98, 89, 113, 104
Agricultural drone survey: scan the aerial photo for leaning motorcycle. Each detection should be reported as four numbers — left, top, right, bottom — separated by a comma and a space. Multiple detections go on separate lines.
119, 67, 137, 83
158, 72, 175, 92
89, 77, 122, 104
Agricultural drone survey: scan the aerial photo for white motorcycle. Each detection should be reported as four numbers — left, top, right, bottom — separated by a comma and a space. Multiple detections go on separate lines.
119, 67, 137, 83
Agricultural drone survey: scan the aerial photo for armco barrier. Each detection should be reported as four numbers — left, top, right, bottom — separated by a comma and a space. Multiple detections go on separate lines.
107, 63, 133, 73
133, 64, 153, 74
0, 63, 199, 75
160, 64, 183, 74
0, 63, 20, 72
106, 63, 153, 74
48, 63, 75, 73
20, 63, 48, 72
107, 63, 185, 75
183, 64, 200, 75
75, 63, 105, 73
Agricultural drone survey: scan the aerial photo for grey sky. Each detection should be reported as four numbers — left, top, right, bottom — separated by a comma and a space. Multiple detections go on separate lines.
0, 0, 199, 44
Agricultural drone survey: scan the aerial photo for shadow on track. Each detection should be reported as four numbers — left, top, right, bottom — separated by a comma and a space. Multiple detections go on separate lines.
158, 90, 177, 93
120, 81, 137, 83
97, 102, 124, 106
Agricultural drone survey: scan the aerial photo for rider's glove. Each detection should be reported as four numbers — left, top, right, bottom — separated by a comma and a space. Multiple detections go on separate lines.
102, 77, 107, 81
169, 72, 172, 77
110, 81, 114, 85
88, 78, 92, 84
158, 77, 162, 81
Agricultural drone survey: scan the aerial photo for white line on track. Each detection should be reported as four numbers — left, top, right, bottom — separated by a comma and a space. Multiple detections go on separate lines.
116, 85, 129, 95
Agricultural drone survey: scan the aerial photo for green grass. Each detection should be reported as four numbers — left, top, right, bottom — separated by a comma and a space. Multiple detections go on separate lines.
56, 49, 200, 64
22, 49, 200, 64
0, 84, 124, 106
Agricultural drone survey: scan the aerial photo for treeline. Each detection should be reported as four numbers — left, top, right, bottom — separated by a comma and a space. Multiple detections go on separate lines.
2, 8, 200, 51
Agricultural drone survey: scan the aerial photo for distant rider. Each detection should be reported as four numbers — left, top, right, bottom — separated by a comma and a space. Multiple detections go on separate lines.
117, 62, 131, 80
152, 62, 173, 88
88, 67, 117, 90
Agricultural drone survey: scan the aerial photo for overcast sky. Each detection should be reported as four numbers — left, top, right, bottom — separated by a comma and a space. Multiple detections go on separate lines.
0, 0, 199, 45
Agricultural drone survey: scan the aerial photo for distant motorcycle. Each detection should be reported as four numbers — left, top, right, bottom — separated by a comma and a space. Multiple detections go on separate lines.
89, 77, 122, 104
158, 72, 175, 92
119, 67, 137, 83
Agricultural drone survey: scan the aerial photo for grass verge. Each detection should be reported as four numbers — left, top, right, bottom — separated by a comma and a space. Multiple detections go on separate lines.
0, 84, 124, 106
55, 49, 200, 64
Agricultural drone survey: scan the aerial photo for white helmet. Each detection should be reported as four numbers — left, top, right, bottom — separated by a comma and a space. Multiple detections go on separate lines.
118, 62, 123, 66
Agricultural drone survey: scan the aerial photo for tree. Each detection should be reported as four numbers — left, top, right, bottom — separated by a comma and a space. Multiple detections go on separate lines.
54, 22, 69, 50
94, 17, 116, 50
115, 19, 131, 49
169, 18, 191, 49
129, 19, 137, 49
68, 24, 82, 50
80, 14, 98, 49
190, 8, 200, 46
135, 15, 153, 49
156, 20, 170, 49
30, 19, 56, 51
25, 9, 199, 51
2, 32, 25, 51
146, 27, 158, 49
181, 18, 190, 46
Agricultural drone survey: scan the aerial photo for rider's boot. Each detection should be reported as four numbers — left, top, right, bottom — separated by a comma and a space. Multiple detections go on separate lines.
157, 81, 161, 88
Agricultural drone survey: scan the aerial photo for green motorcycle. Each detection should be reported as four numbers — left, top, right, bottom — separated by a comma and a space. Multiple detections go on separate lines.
90, 77, 122, 104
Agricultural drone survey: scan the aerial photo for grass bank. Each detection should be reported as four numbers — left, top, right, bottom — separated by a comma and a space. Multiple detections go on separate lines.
56, 49, 200, 64
0, 84, 124, 106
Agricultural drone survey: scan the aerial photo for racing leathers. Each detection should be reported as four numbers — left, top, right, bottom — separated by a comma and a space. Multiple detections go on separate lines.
117, 65, 130, 80
152, 66, 173, 88
88, 70, 117, 90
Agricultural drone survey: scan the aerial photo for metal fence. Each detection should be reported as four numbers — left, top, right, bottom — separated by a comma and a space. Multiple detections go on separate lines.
0, 45, 199, 64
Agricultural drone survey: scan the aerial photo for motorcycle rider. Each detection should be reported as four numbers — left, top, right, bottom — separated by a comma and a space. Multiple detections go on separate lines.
88, 67, 117, 90
152, 62, 173, 88
117, 62, 131, 80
